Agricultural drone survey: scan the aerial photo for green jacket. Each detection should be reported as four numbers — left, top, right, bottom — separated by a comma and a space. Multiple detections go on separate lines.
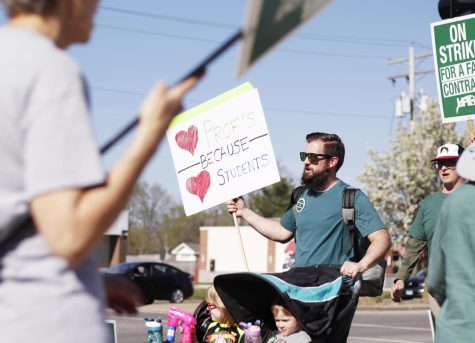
396, 192, 446, 282
395, 236, 426, 282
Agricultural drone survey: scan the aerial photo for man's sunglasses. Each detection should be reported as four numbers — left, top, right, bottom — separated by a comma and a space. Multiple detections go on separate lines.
433, 159, 457, 169
300, 152, 332, 163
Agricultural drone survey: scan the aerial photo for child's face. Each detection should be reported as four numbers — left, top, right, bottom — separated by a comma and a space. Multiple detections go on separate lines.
273, 311, 301, 337
207, 303, 221, 322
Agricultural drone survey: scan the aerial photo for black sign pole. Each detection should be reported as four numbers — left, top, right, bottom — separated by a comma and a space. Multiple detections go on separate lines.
99, 29, 243, 154
0, 29, 244, 251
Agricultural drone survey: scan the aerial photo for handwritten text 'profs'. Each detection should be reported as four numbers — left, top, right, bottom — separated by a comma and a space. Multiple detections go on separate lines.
203, 112, 256, 147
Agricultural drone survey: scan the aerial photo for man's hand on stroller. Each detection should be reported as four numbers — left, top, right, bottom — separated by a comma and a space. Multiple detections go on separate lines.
340, 261, 366, 279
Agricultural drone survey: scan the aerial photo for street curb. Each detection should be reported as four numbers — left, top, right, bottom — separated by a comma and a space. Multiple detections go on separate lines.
139, 300, 202, 314
357, 298, 430, 311
357, 304, 430, 311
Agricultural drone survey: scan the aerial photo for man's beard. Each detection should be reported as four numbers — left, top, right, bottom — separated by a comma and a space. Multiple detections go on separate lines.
301, 166, 331, 190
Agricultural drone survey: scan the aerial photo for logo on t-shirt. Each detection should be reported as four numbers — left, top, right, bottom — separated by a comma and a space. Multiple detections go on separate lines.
296, 197, 305, 212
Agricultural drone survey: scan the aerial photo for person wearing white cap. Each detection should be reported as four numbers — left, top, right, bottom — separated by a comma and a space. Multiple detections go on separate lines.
428, 142, 475, 342
391, 144, 465, 318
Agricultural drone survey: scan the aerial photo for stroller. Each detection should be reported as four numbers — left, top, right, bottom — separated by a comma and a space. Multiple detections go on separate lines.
195, 265, 361, 343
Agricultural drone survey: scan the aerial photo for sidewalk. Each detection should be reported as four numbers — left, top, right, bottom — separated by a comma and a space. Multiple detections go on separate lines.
357, 297, 429, 311
139, 300, 202, 314
139, 297, 429, 314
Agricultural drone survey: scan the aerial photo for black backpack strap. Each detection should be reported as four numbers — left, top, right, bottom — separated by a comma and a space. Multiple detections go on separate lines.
286, 186, 306, 212
342, 187, 357, 254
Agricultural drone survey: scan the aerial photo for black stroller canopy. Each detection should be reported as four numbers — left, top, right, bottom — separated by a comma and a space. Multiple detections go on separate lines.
214, 265, 355, 337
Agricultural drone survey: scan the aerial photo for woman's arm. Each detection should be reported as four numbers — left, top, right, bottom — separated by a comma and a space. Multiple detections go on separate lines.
31, 77, 200, 265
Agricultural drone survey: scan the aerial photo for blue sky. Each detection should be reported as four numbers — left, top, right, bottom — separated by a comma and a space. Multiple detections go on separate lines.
0, 1, 459, 204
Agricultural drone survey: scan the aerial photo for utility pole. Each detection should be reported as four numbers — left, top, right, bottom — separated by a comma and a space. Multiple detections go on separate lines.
388, 45, 434, 123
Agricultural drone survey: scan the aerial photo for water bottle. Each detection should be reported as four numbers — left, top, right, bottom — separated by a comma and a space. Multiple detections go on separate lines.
244, 325, 262, 343
166, 323, 177, 343
145, 318, 163, 343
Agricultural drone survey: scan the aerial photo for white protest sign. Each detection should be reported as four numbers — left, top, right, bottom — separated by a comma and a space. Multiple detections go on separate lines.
167, 82, 280, 216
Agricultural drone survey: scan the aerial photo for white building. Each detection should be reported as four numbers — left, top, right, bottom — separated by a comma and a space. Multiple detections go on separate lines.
96, 211, 129, 268
171, 242, 199, 262
198, 225, 292, 283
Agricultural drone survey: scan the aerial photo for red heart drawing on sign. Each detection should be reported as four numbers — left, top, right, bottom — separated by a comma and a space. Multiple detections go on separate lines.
186, 170, 211, 203
175, 125, 198, 155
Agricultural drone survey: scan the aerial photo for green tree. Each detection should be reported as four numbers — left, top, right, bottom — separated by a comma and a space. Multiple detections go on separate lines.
127, 181, 175, 254
357, 98, 466, 241
160, 204, 233, 249
127, 167, 297, 254
128, 179, 234, 254
248, 175, 295, 218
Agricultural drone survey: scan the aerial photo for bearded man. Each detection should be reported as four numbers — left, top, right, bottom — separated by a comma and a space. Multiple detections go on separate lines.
227, 132, 390, 343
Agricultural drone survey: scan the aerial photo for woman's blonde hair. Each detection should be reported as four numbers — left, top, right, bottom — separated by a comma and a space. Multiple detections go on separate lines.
205, 286, 235, 325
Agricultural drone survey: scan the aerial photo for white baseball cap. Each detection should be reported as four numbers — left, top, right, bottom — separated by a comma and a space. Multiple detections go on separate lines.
431, 143, 464, 161
456, 142, 475, 181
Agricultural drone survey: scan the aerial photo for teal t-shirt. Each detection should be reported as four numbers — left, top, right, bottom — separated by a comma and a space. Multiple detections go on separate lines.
428, 183, 475, 343
280, 180, 384, 267
408, 192, 446, 256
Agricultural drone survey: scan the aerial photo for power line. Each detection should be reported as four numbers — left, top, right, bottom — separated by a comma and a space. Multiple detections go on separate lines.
265, 106, 391, 119
98, 5, 417, 48
96, 24, 218, 44
295, 32, 410, 47
280, 48, 388, 60
99, 6, 236, 29
96, 23, 390, 60
91, 86, 390, 120
0, 5, 433, 50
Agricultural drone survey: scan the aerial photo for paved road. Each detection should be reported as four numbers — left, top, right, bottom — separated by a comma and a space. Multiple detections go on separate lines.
350, 310, 432, 343
107, 302, 433, 343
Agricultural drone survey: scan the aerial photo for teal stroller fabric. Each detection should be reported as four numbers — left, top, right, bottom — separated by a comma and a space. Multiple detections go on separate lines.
213, 265, 357, 338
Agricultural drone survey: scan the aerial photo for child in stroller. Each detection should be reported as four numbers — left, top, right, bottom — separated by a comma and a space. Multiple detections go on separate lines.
267, 300, 311, 343
195, 265, 360, 343
197, 286, 245, 343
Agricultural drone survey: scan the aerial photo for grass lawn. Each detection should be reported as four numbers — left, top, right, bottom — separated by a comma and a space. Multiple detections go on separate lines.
191, 284, 209, 301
